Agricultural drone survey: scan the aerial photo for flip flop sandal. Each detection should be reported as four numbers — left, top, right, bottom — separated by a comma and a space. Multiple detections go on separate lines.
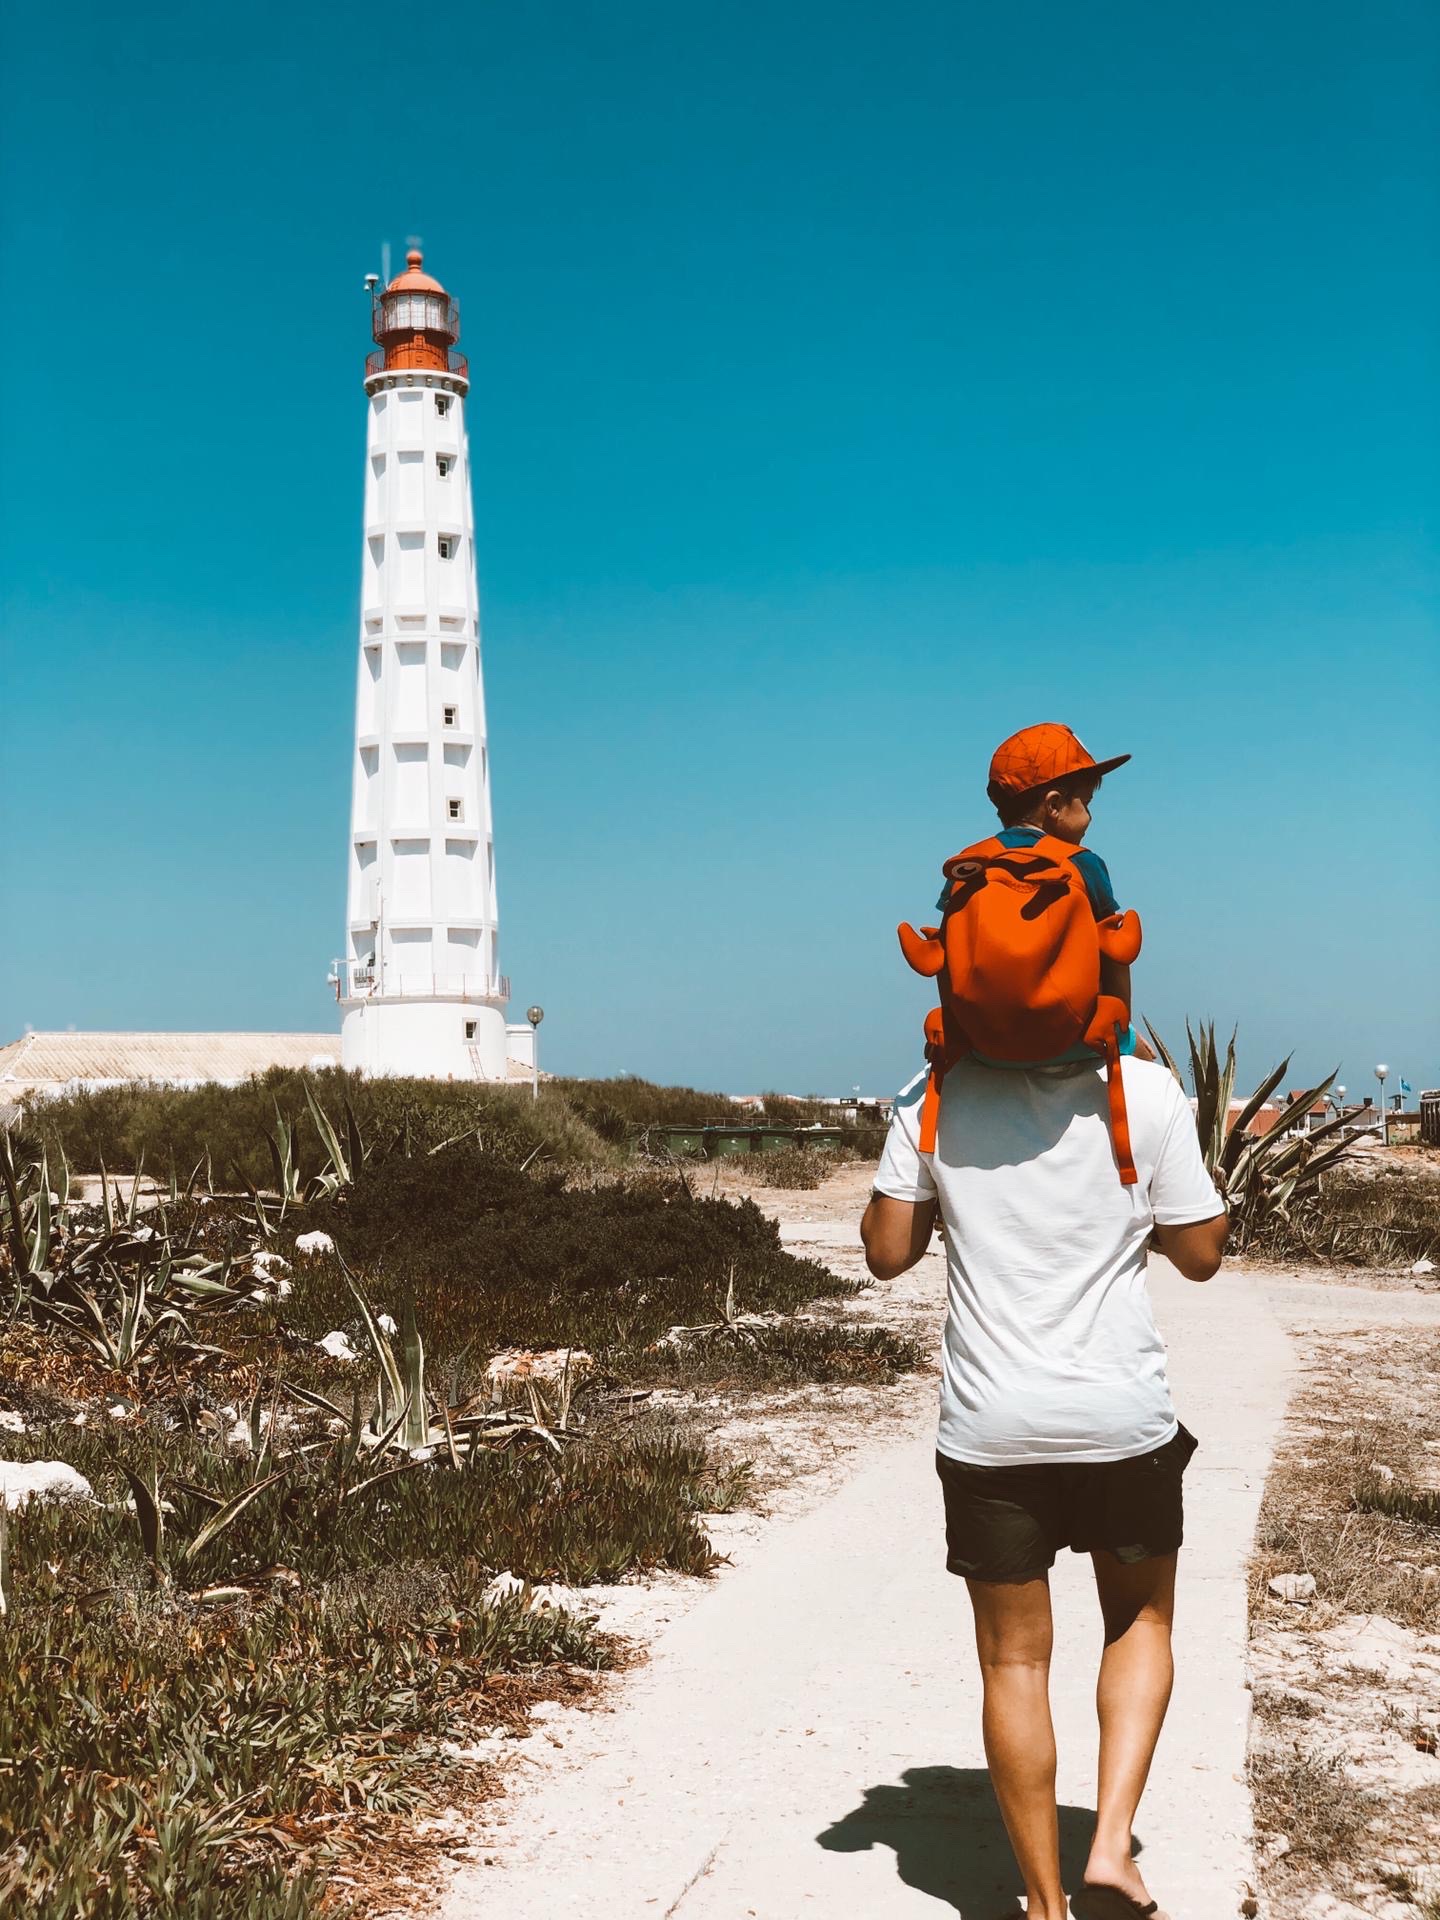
1071, 1887, 1170, 1920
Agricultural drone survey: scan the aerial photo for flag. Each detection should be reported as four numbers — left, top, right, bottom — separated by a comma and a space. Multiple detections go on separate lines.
1401, 1079, 1413, 1096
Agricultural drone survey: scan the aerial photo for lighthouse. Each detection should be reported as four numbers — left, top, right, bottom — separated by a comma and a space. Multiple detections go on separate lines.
337, 250, 518, 1080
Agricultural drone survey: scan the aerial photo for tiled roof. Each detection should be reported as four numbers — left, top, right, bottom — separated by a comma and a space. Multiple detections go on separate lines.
0, 1032, 342, 1092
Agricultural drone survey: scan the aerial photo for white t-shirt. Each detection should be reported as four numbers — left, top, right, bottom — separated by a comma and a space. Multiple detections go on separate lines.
875, 1056, 1222, 1467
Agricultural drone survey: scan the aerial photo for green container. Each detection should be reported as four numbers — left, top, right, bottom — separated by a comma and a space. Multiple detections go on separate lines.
755, 1128, 800, 1154
798, 1128, 848, 1151
656, 1126, 705, 1157
705, 1127, 757, 1158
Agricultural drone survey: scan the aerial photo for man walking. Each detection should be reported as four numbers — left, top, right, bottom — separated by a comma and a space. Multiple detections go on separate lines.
861, 1053, 1226, 1920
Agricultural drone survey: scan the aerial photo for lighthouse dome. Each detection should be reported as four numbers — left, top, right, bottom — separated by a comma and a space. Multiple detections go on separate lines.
371, 248, 460, 370
386, 247, 446, 295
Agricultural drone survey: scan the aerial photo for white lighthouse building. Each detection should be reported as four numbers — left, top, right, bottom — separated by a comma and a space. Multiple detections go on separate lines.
337, 250, 524, 1080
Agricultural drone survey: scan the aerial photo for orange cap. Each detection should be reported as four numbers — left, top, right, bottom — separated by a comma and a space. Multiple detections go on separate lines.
988, 723, 1131, 796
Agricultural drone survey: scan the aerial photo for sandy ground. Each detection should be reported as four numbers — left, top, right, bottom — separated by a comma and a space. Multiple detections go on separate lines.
418, 1168, 1439, 1920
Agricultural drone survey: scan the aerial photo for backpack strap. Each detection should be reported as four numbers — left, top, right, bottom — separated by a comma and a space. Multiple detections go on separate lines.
1084, 995, 1138, 1185
1026, 833, 1092, 879
917, 1007, 970, 1155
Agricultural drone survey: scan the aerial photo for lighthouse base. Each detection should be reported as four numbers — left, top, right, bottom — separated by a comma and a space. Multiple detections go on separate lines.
340, 998, 511, 1082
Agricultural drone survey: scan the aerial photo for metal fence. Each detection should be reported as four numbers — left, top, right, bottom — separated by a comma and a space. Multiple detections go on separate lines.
364, 349, 468, 379
343, 965, 509, 1004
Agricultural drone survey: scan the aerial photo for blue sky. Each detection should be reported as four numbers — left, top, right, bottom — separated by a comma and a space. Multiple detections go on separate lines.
2, 0, 1436, 1096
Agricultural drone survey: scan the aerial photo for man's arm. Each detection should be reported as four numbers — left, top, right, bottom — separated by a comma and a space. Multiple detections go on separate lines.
861, 1193, 938, 1281
1152, 1211, 1229, 1281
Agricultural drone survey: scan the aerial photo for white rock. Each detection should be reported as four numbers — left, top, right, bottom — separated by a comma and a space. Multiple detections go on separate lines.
294, 1231, 335, 1259
0, 1410, 26, 1434
377, 1312, 398, 1336
315, 1330, 359, 1363
1413, 1258, 1436, 1275
252, 1250, 291, 1276
0, 1461, 95, 1510
1268, 1571, 1318, 1604
484, 1571, 528, 1604
1374, 1464, 1396, 1483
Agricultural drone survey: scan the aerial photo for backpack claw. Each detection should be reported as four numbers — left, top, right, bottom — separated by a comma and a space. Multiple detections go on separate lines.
1097, 908, 1142, 965
898, 922, 946, 977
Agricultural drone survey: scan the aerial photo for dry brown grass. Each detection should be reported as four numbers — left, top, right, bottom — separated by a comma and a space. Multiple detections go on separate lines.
1248, 1327, 1440, 1918
1250, 1743, 1380, 1866
1250, 1338, 1440, 1633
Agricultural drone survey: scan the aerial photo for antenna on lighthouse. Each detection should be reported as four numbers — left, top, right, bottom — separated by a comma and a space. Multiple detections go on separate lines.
380, 239, 391, 285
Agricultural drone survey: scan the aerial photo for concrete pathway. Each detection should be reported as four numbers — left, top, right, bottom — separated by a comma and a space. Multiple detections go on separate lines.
440, 1260, 1296, 1920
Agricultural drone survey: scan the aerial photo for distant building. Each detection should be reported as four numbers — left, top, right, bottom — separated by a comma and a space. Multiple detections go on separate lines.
0, 1030, 540, 1117
0, 1031, 343, 1105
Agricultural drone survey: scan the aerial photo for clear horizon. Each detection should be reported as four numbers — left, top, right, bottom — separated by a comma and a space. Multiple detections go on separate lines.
2, 0, 1436, 1099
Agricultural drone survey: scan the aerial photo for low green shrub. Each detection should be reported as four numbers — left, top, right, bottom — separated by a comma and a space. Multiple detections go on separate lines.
740, 1146, 826, 1190
639, 1321, 924, 1391
24, 1071, 615, 1190
297, 1142, 858, 1376
24, 1073, 886, 1189
547, 1078, 833, 1132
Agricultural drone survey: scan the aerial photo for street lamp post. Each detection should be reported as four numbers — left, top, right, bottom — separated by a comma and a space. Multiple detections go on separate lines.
527, 1005, 544, 1102
1375, 1064, 1389, 1148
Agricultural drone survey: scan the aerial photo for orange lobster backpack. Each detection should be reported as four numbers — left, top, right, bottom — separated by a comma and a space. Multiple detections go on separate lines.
898, 834, 1144, 1184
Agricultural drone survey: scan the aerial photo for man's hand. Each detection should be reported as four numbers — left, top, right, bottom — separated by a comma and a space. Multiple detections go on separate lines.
860, 1193, 938, 1280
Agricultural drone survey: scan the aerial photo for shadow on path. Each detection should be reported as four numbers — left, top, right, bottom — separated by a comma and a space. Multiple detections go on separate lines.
819, 1766, 1131, 1916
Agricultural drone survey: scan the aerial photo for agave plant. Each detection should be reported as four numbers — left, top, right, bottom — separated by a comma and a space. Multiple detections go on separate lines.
260, 1084, 366, 1221
302, 1081, 367, 1201
1145, 1022, 1350, 1242
0, 1128, 63, 1283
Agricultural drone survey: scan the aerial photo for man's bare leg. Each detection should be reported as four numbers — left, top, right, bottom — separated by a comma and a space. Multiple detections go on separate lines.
1083, 1549, 1178, 1905
966, 1574, 1068, 1920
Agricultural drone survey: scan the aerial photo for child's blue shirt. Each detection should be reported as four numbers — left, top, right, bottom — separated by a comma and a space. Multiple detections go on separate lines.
935, 826, 1119, 918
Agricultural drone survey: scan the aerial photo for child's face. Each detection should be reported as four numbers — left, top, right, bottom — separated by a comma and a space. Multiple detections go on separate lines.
1045, 787, 1093, 844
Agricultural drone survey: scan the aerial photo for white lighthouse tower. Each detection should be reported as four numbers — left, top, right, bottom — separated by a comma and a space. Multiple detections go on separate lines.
337, 249, 517, 1080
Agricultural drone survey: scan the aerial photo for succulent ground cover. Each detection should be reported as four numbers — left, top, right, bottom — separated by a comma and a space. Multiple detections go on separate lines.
0, 1099, 914, 1918
1247, 1326, 1440, 1918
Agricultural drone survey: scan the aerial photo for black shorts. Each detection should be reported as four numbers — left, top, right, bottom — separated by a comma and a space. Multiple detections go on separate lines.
935, 1424, 1198, 1584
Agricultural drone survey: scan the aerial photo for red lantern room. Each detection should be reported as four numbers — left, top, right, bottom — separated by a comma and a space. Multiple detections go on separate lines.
371, 249, 462, 373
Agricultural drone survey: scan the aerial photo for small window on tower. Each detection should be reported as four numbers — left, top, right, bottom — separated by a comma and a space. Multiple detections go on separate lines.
436, 455, 453, 478
443, 705, 458, 727
464, 1020, 478, 1041
447, 797, 463, 821
435, 395, 451, 417
437, 535, 457, 559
